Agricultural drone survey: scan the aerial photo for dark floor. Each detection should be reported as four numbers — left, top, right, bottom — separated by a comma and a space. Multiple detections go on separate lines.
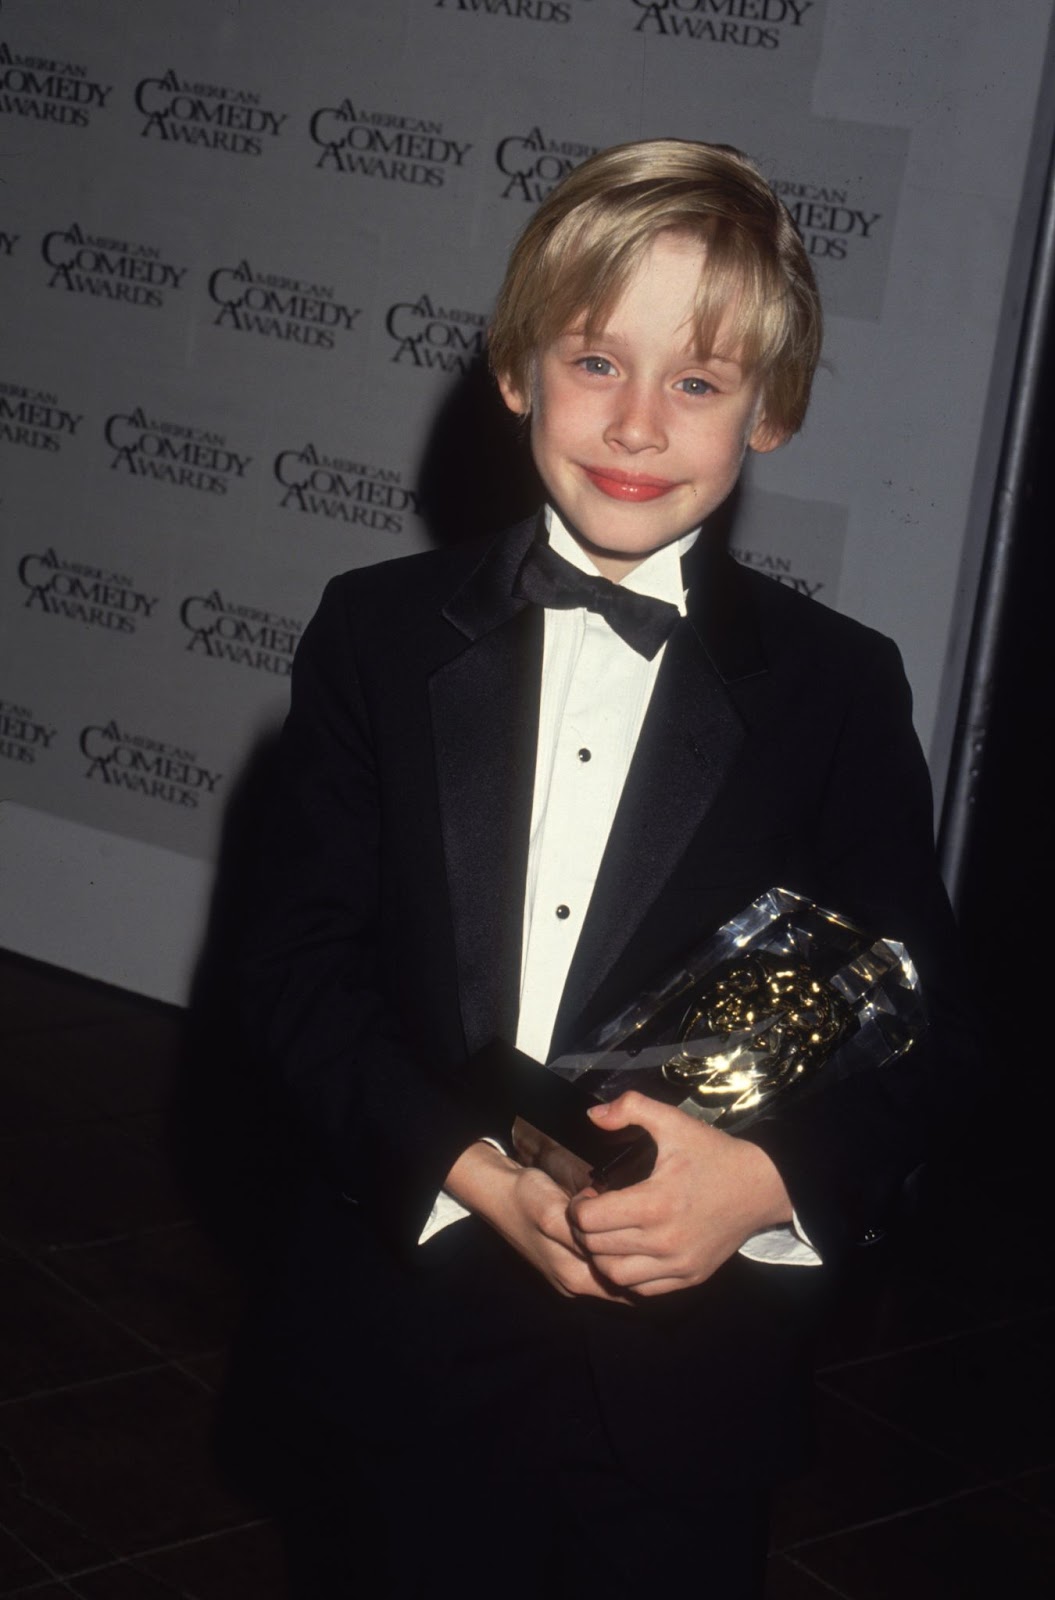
1, 948, 1053, 1598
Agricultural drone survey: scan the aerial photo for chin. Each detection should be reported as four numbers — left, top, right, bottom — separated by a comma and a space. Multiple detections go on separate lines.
571, 514, 692, 562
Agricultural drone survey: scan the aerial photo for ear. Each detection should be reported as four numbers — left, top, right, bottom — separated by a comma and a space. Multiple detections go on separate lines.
496, 370, 530, 418
748, 414, 789, 454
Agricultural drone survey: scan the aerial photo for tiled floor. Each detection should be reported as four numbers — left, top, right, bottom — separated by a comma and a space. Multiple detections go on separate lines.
1, 948, 1053, 1597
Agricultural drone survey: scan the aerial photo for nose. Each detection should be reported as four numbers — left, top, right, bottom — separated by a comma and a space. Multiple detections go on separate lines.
603, 380, 666, 453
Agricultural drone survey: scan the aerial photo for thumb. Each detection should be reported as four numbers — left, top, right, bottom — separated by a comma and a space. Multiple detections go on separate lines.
588, 1089, 672, 1134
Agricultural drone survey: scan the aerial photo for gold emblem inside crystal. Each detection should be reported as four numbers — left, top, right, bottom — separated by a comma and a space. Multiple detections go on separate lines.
661, 953, 851, 1121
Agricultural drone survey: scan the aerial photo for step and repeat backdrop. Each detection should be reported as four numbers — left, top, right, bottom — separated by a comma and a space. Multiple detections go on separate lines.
1, 0, 1052, 999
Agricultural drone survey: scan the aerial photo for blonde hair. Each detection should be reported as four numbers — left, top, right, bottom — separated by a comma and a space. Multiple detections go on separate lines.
489, 139, 822, 436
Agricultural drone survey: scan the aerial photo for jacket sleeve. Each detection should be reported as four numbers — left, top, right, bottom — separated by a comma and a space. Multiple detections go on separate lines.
239, 577, 490, 1251
743, 633, 980, 1268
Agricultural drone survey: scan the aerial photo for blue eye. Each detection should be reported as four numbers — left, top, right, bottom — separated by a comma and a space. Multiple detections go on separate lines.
676, 376, 714, 396
578, 356, 616, 376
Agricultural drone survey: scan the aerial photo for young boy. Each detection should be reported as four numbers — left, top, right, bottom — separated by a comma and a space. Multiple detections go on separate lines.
243, 141, 971, 1597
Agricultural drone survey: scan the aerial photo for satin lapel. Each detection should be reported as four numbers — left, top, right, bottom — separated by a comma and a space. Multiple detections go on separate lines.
551, 548, 769, 1053
429, 518, 541, 1056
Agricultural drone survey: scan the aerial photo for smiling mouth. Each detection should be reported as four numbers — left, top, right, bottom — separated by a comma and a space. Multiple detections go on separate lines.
581, 466, 678, 502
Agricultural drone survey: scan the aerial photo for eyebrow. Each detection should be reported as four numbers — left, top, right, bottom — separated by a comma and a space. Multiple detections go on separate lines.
560, 326, 744, 374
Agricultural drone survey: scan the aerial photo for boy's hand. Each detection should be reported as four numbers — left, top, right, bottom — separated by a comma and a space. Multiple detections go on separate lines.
567, 1092, 793, 1296
444, 1141, 633, 1303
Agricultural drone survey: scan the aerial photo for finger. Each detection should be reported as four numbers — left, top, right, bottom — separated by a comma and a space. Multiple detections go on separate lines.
568, 1196, 654, 1250
582, 1262, 638, 1304
541, 1221, 591, 1259
623, 1276, 687, 1298
570, 1183, 662, 1235
588, 1090, 684, 1136
590, 1252, 690, 1293
557, 1256, 636, 1304
575, 1225, 655, 1257
543, 1240, 597, 1294
533, 1191, 590, 1249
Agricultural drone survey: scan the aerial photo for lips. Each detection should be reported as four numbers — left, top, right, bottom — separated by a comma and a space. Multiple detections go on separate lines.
581, 465, 677, 502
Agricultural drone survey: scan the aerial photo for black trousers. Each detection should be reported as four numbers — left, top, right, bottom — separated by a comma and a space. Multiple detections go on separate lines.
242, 1209, 782, 1596
281, 1289, 771, 1598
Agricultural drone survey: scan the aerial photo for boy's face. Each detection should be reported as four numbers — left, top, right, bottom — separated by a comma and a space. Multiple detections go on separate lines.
498, 232, 784, 582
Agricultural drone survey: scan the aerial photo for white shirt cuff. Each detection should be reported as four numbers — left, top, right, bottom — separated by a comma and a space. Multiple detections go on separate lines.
738, 1208, 822, 1267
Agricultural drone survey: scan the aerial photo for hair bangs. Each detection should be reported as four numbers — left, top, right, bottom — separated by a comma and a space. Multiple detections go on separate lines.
488, 140, 823, 434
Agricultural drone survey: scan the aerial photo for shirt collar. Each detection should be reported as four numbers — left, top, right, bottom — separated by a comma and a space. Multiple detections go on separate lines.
544, 505, 697, 619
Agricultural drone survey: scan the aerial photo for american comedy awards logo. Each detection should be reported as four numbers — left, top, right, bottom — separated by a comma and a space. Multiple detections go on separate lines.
275, 443, 419, 534
179, 589, 303, 677
494, 126, 597, 202
385, 294, 487, 375
1, 382, 82, 453
773, 177, 880, 264
769, 130, 908, 321
434, 0, 574, 19
41, 224, 188, 310
134, 68, 288, 156
18, 548, 160, 635
629, 0, 814, 47
0, 700, 57, 768
309, 99, 472, 186
0, 41, 113, 127
80, 720, 222, 810
105, 407, 251, 495
207, 260, 360, 350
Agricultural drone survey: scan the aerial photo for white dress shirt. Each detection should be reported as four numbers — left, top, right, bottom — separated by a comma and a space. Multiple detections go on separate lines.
515, 511, 692, 1063
420, 509, 818, 1266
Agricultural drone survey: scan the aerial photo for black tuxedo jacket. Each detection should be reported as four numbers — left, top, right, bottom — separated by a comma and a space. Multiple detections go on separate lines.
242, 515, 975, 1487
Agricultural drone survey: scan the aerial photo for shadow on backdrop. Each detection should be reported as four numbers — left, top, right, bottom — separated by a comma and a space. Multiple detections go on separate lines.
174, 725, 294, 1279
171, 359, 541, 1526
172, 357, 539, 1252
414, 353, 543, 544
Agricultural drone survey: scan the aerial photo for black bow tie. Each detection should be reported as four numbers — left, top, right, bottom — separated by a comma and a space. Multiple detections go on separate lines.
513, 541, 680, 660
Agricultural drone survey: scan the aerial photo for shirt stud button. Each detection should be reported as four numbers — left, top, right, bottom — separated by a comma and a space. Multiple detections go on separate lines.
555, 904, 570, 919
578, 748, 591, 762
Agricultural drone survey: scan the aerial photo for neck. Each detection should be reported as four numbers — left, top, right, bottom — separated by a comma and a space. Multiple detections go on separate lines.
577, 544, 648, 584
559, 524, 657, 584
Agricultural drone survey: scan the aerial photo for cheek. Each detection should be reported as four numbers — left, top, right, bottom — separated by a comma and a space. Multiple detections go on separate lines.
531, 388, 582, 457
527, 411, 552, 468
525, 411, 565, 494
685, 426, 747, 479
716, 421, 752, 474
